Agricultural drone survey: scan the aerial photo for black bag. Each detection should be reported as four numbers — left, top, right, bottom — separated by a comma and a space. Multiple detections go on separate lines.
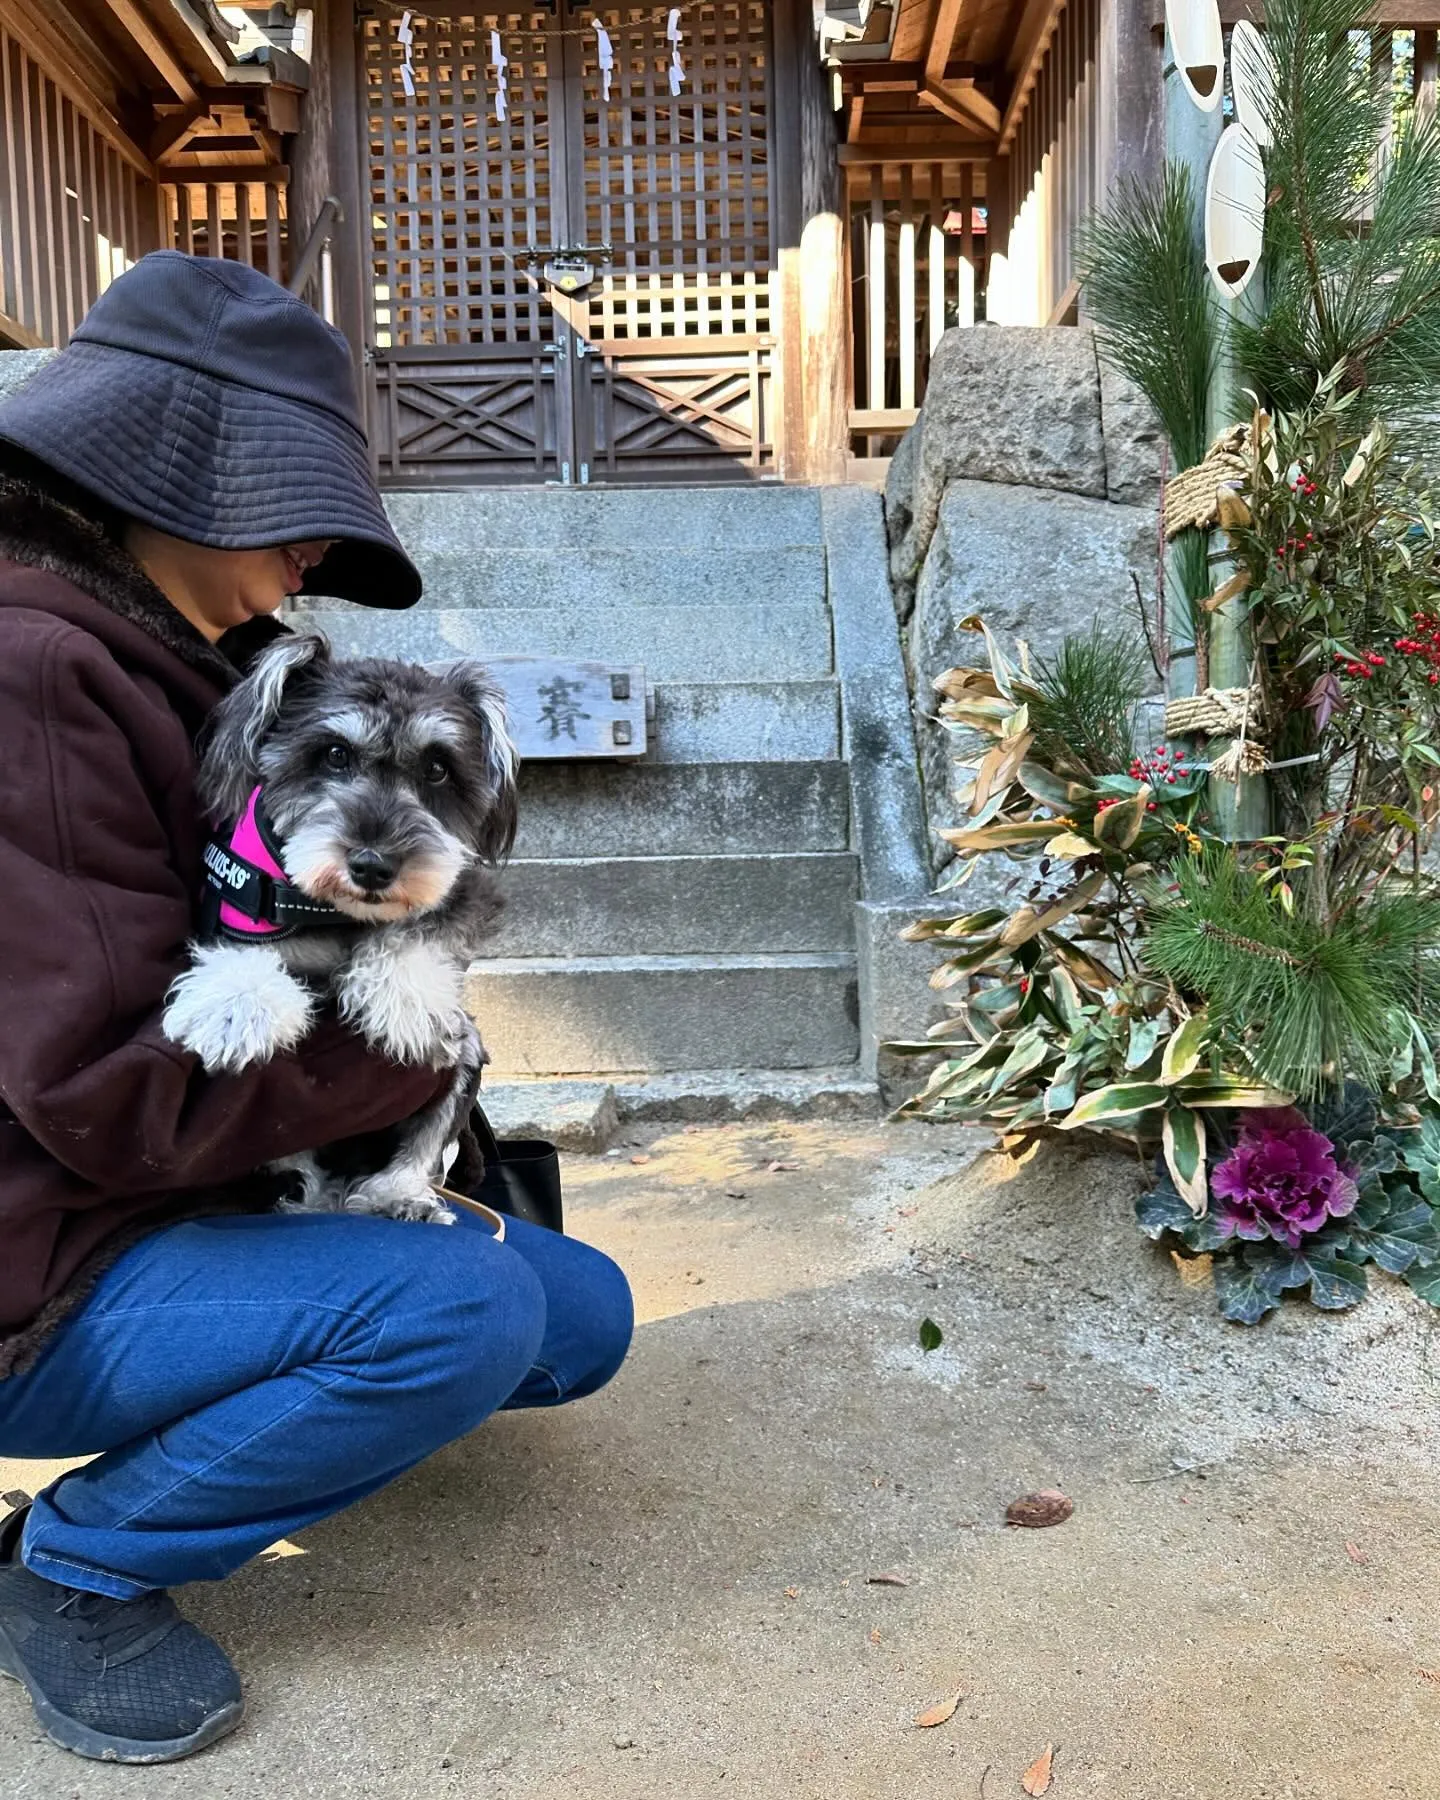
447, 1101, 564, 1234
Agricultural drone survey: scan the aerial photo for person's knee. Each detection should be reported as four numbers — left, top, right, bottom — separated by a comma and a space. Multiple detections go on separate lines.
369, 1230, 549, 1438
567, 1245, 634, 1401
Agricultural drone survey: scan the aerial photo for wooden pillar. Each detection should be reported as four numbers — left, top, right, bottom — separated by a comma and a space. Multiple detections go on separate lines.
293, 0, 368, 394
1094, 0, 1162, 209
1418, 29, 1438, 126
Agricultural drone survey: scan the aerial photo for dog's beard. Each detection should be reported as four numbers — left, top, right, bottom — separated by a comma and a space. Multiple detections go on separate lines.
282, 817, 469, 924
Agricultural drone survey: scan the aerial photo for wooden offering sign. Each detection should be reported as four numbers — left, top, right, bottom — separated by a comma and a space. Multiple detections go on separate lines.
475, 656, 650, 761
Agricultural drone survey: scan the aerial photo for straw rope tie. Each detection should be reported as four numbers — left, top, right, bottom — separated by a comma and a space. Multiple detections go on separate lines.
1163, 424, 1251, 540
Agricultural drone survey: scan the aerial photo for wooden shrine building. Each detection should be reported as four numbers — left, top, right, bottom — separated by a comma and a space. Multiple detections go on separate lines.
2, 0, 1434, 486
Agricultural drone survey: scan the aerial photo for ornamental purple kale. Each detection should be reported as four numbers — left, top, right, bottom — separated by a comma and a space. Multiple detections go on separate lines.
1209, 1109, 1359, 1250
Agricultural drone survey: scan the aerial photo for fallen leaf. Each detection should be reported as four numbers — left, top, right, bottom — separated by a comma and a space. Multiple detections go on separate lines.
629, 1153, 651, 1165
1345, 1541, 1369, 1565
867, 1572, 910, 1586
897, 1205, 918, 1218
868, 1626, 883, 1644
1006, 1490, 1074, 1529
913, 1689, 964, 1729
783, 1586, 799, 1600
1024, 1380, 1048, 1393
1170, 1248, 1215, 1289
1021, 1744, 1055, 1795
766, 1160, 800, 1172
919, 1318, 943, 1353
1419, 1667, 1440, 1685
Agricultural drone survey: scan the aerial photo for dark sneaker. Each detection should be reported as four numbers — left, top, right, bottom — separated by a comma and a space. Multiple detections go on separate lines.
0, 1500, 243, 1762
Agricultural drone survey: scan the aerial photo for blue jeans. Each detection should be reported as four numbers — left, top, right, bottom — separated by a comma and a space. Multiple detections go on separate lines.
0, 1207, 632, 1601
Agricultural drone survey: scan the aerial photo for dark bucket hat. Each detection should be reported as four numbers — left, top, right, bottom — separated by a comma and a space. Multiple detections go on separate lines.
0, 251, 420, 608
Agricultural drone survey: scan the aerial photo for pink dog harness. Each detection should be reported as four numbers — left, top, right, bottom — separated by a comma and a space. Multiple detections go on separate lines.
200, 786, 354, 942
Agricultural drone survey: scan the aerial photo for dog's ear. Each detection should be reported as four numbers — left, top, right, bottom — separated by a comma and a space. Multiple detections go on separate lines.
198, 630, 332, 821
445, 660, 519, 865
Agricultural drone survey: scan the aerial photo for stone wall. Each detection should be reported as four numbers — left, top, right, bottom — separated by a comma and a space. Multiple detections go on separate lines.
884, 323, 1163, 890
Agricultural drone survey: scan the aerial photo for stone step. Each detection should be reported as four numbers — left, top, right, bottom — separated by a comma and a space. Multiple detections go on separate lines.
384, 482, 824, 551
309, 544, 827, 612
513, 759, 850, 857
477, 1068, 880, 1149
491, 852, 858, 957
292, 601, 834, 683
468, 952, 859, 1075
652, 679, 840, 764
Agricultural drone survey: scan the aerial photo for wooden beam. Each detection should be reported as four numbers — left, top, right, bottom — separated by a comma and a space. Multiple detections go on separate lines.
925, 0, 968, 82
99, 0, 198, 103
919, 75, 1001, 137
3, 3, 155, 177
839, 140, 990, 163
998, 0, 1067, 153
150, 100, 208, 160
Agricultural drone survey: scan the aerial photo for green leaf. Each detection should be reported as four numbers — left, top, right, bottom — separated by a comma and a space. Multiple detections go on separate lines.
1409, 1019, 1440, 1106
1162, 1105, 1208, 1213
1303, 1255, 1368, 1311
985, 1029, 1054, 1099
1136, 1168, 1229, 1252
1176, 1080, 1296, 1109
1344, 1138, 1399, 1183
1213, 1254, 1284, 1326
1308, 1083, 1378, 1146
1406, 1260, 1440, 1305
1093, 789, 1148, 850
1344, 1191, 1440, 1275
919, 1317, 943, 1353
1160, 1010, 1210, 1085
1125, 1017, 1164, 1072
1016, 762, 1075, 810
1058, 1081, 1169, 1130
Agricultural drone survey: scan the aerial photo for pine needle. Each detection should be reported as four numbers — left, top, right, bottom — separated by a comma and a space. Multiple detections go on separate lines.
1075, 165, 1220, 470
1143, 852, 1440, 1097
1018, 626, 1149, 779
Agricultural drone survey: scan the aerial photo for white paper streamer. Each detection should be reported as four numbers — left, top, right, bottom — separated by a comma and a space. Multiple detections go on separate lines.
491, 29, 509, 123
595, 21, 614, 102
397, 11, 416, 99
667, 8, 686, 96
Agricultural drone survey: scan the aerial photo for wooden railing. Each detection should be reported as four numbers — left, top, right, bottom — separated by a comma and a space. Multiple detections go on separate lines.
0, 24, 158, 347
987, 0, 1101, 329
847, 162, 984, 457
161, 178, 289, 284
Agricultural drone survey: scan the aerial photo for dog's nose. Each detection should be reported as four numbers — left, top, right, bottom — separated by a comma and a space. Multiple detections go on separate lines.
347, 848, 395, 892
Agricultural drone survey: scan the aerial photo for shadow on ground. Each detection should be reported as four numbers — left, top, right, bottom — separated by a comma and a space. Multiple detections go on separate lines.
5, 1121, 1439, 1798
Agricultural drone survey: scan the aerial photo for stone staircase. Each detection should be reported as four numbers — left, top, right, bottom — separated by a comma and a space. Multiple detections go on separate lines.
296, 483, 936, 1114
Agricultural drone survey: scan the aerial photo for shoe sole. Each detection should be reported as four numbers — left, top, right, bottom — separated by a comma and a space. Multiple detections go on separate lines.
0, 1636, 244, 1764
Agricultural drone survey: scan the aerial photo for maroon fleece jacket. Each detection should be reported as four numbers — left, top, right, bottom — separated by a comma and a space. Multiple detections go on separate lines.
0, 476, 449, 1376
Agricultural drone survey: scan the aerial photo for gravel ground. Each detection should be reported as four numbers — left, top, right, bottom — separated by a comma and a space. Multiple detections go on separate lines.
4, 1120, 1438, 1799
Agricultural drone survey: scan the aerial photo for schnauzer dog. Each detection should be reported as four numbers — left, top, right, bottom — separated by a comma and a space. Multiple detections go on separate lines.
162, 629, 518, 1225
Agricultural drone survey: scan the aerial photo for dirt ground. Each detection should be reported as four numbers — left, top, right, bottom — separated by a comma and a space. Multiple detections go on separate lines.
5, 1118, 1440, 1799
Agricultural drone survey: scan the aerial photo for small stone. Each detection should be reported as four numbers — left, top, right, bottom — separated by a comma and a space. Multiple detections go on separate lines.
613, 1735, 636, 1750
1006, 1489, 1074, 1529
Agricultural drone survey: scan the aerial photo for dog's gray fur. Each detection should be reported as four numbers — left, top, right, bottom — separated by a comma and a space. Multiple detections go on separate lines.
162, 629, 518, 1225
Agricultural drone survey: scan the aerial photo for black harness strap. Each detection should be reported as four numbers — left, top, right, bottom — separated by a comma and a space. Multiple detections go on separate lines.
198, 794, 361, 944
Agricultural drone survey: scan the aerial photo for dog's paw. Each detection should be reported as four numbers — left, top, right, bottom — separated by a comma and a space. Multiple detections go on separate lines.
336, 940, 467, 1067
162, 945, 315, 1072
343, 1168, 457, 1225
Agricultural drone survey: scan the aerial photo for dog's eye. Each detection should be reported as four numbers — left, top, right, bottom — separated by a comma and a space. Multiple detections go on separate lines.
323, 743, 352, 772
423, 755, 451, 786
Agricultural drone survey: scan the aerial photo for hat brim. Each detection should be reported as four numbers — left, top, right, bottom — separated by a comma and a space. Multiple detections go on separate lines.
0, 342, 420, 609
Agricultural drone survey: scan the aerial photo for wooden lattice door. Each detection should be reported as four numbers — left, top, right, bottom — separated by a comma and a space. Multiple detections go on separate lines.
361, 3, 775, 487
